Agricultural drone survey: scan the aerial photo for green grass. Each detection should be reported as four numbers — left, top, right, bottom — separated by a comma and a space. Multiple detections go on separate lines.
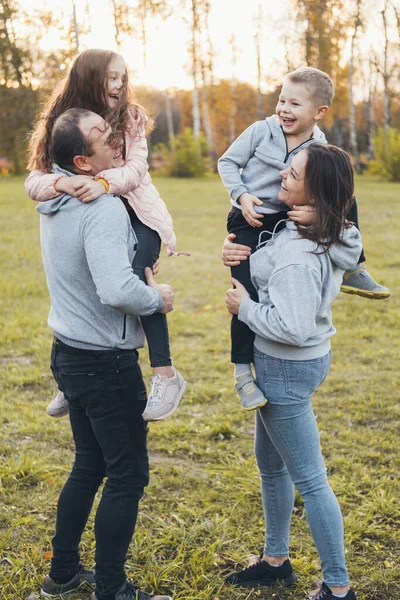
0, 175, 399, 600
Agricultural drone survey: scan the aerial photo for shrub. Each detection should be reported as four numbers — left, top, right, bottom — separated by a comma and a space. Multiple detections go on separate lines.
155, 128, 209, 178
368, 128, 400, 182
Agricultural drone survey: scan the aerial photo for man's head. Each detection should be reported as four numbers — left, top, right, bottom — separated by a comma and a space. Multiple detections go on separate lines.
276, 67, 334, 136
50, 108, 118, 175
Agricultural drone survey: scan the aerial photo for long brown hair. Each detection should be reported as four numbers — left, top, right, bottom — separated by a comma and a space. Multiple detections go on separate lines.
297, 144, 355, 251
27, 49, 151, 171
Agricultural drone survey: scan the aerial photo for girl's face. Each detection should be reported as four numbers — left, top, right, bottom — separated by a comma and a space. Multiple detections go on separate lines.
107, 55, 126, 108
278, 150, 309, 208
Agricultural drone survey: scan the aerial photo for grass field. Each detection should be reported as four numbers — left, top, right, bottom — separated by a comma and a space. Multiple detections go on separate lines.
0, 175, 399, 600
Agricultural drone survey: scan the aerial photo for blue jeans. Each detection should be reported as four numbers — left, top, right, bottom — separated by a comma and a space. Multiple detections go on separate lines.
253, 348, 349, 587
50, 338, 149, 600
130, 213, 172, 368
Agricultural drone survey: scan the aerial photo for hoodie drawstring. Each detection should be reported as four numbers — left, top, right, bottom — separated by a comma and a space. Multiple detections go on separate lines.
256, 218, 289, 250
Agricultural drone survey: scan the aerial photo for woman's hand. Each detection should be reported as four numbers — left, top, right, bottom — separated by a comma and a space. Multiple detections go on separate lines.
222, 233, 251, 267
287, 204, 316, 225
225, 278, 249, 315
239, 192, 264, 228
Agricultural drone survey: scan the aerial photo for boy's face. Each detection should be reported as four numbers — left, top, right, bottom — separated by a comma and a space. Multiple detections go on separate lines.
276, 81, 328, 136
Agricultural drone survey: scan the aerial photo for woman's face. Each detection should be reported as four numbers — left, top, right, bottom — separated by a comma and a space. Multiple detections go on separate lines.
278, 150, 309, 208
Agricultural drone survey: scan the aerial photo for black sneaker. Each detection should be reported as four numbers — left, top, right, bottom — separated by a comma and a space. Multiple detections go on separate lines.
307, 581, 357, 600
91, 579, 172, 600
226, 556, 297, 588
40, 564, 95, 597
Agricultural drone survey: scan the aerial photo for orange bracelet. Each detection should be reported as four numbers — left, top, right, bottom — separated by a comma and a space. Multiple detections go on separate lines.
95, 177, 110, 193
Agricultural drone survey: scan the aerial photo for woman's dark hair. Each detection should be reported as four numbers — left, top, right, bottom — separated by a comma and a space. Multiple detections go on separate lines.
297, 143, 355, 251
27, 49, 150, 171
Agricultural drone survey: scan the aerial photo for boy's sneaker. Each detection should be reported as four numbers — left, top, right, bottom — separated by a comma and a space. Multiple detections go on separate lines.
46, 390, 69, 418
226, 556, 297, 588
307, 581, 357, 600
142, 368, 186, 421
341, 264, 390, 299
235, 372, 267, 410
91, 579, 172, 600
40, 565, 95, 597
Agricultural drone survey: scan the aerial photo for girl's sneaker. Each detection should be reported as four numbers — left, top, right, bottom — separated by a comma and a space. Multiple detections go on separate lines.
40, 565, 94, 597
142, 368, 186, 421
307, 581, 357, 600
226, 555, 297, 588
46, 390, 69, 418
341, 264, 390, 299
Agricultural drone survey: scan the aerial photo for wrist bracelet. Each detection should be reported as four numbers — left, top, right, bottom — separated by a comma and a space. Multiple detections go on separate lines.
96, 177, 110, 193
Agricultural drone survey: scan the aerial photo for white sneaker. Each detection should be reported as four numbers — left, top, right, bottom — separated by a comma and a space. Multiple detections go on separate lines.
46, 390, 69, 418
142, 368, 186, 421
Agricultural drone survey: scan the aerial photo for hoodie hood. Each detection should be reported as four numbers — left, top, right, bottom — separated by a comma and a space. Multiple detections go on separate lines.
328, 225, 362, 271
266, 114, 327, 146
36, 165, 78, 215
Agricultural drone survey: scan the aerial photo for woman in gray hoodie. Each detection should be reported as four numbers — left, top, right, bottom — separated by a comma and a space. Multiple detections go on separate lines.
225, 144, 361, 600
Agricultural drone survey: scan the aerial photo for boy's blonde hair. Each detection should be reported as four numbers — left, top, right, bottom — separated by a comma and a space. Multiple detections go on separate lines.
284, 66, 335, 107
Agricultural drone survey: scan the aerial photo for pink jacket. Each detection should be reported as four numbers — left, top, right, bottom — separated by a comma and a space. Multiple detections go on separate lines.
25, 111, 176, 253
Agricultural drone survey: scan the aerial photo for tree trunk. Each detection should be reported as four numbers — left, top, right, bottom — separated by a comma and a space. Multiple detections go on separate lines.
164, 89, 175, 146
191, 0, 201, 138
349, 1, 361, 173
72, 0, 79, 53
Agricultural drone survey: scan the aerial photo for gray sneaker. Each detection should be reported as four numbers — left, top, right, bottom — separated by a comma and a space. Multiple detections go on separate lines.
235, 372, 267, 410
91, 579, 172, 600
341, 264, 390, 299
142, 368, 186, 421
40, 565, 95, 597
46, 390, 69, 418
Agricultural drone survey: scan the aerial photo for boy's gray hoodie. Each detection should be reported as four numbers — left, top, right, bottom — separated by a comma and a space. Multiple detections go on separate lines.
238, 221, 362, 360
218, 114, 327, 214
36, 166, 164, 351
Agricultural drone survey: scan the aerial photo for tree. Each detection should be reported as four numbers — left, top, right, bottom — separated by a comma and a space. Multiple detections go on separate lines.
253, 3, 263, 120
349, 0, 362, 173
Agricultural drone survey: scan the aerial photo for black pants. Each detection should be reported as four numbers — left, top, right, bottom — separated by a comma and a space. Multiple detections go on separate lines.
130, 211, 172, 367
227, 199, 365, 364
50, 338, 149, 600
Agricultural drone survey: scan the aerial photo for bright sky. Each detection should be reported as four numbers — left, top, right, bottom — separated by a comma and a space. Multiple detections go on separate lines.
20, 0, 290, 90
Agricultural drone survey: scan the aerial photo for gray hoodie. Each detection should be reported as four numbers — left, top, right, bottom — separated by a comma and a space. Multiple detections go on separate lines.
238, 221, 362, 360
218, 114, 327, 214
37, 166, 164, 351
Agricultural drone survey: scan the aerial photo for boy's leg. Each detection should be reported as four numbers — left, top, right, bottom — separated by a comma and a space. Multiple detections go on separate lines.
342, 197, 390, 299
130, 216, 186, 421
227, 208, 287, 409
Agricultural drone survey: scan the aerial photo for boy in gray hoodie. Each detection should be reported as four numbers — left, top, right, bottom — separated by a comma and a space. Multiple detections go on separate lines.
218, 66, 389, 411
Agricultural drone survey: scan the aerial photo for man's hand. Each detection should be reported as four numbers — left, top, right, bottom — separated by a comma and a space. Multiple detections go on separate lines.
145, 267, 173, 314
225, 278, 249, 315
239, 192, 264, 228
287, 204, 316, 225
222, 233, 251, 267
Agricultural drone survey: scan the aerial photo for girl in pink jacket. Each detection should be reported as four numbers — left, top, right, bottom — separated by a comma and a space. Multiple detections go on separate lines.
26, 49, 186, 422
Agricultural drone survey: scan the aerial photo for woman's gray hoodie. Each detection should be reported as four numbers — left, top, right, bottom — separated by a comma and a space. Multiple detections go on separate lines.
238, 221, 362, 360
218, 114, 327, 214
36, 167, 164, 351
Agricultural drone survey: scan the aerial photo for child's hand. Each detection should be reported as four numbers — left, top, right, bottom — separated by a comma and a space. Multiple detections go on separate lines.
74, 179, 108, 203
239, 192, 264, 228
225, 277, 249, 315
222, 233, 251, 267
55, 176, 90, 196
287, 204, 316, 225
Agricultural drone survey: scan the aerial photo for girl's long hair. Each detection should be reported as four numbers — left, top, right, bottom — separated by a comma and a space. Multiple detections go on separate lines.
27, 49, 151, 171
297, 144, 355, 251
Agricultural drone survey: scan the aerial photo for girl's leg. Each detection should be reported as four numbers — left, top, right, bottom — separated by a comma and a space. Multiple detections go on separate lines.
254, 350, 349, 588
130, 218, 172, 369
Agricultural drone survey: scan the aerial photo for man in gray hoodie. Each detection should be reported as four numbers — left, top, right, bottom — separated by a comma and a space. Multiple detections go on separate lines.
37, 108, 172, 600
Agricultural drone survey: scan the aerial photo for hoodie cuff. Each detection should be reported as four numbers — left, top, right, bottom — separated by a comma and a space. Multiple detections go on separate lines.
231, 185, 249, 203
238, 295, 255, 324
